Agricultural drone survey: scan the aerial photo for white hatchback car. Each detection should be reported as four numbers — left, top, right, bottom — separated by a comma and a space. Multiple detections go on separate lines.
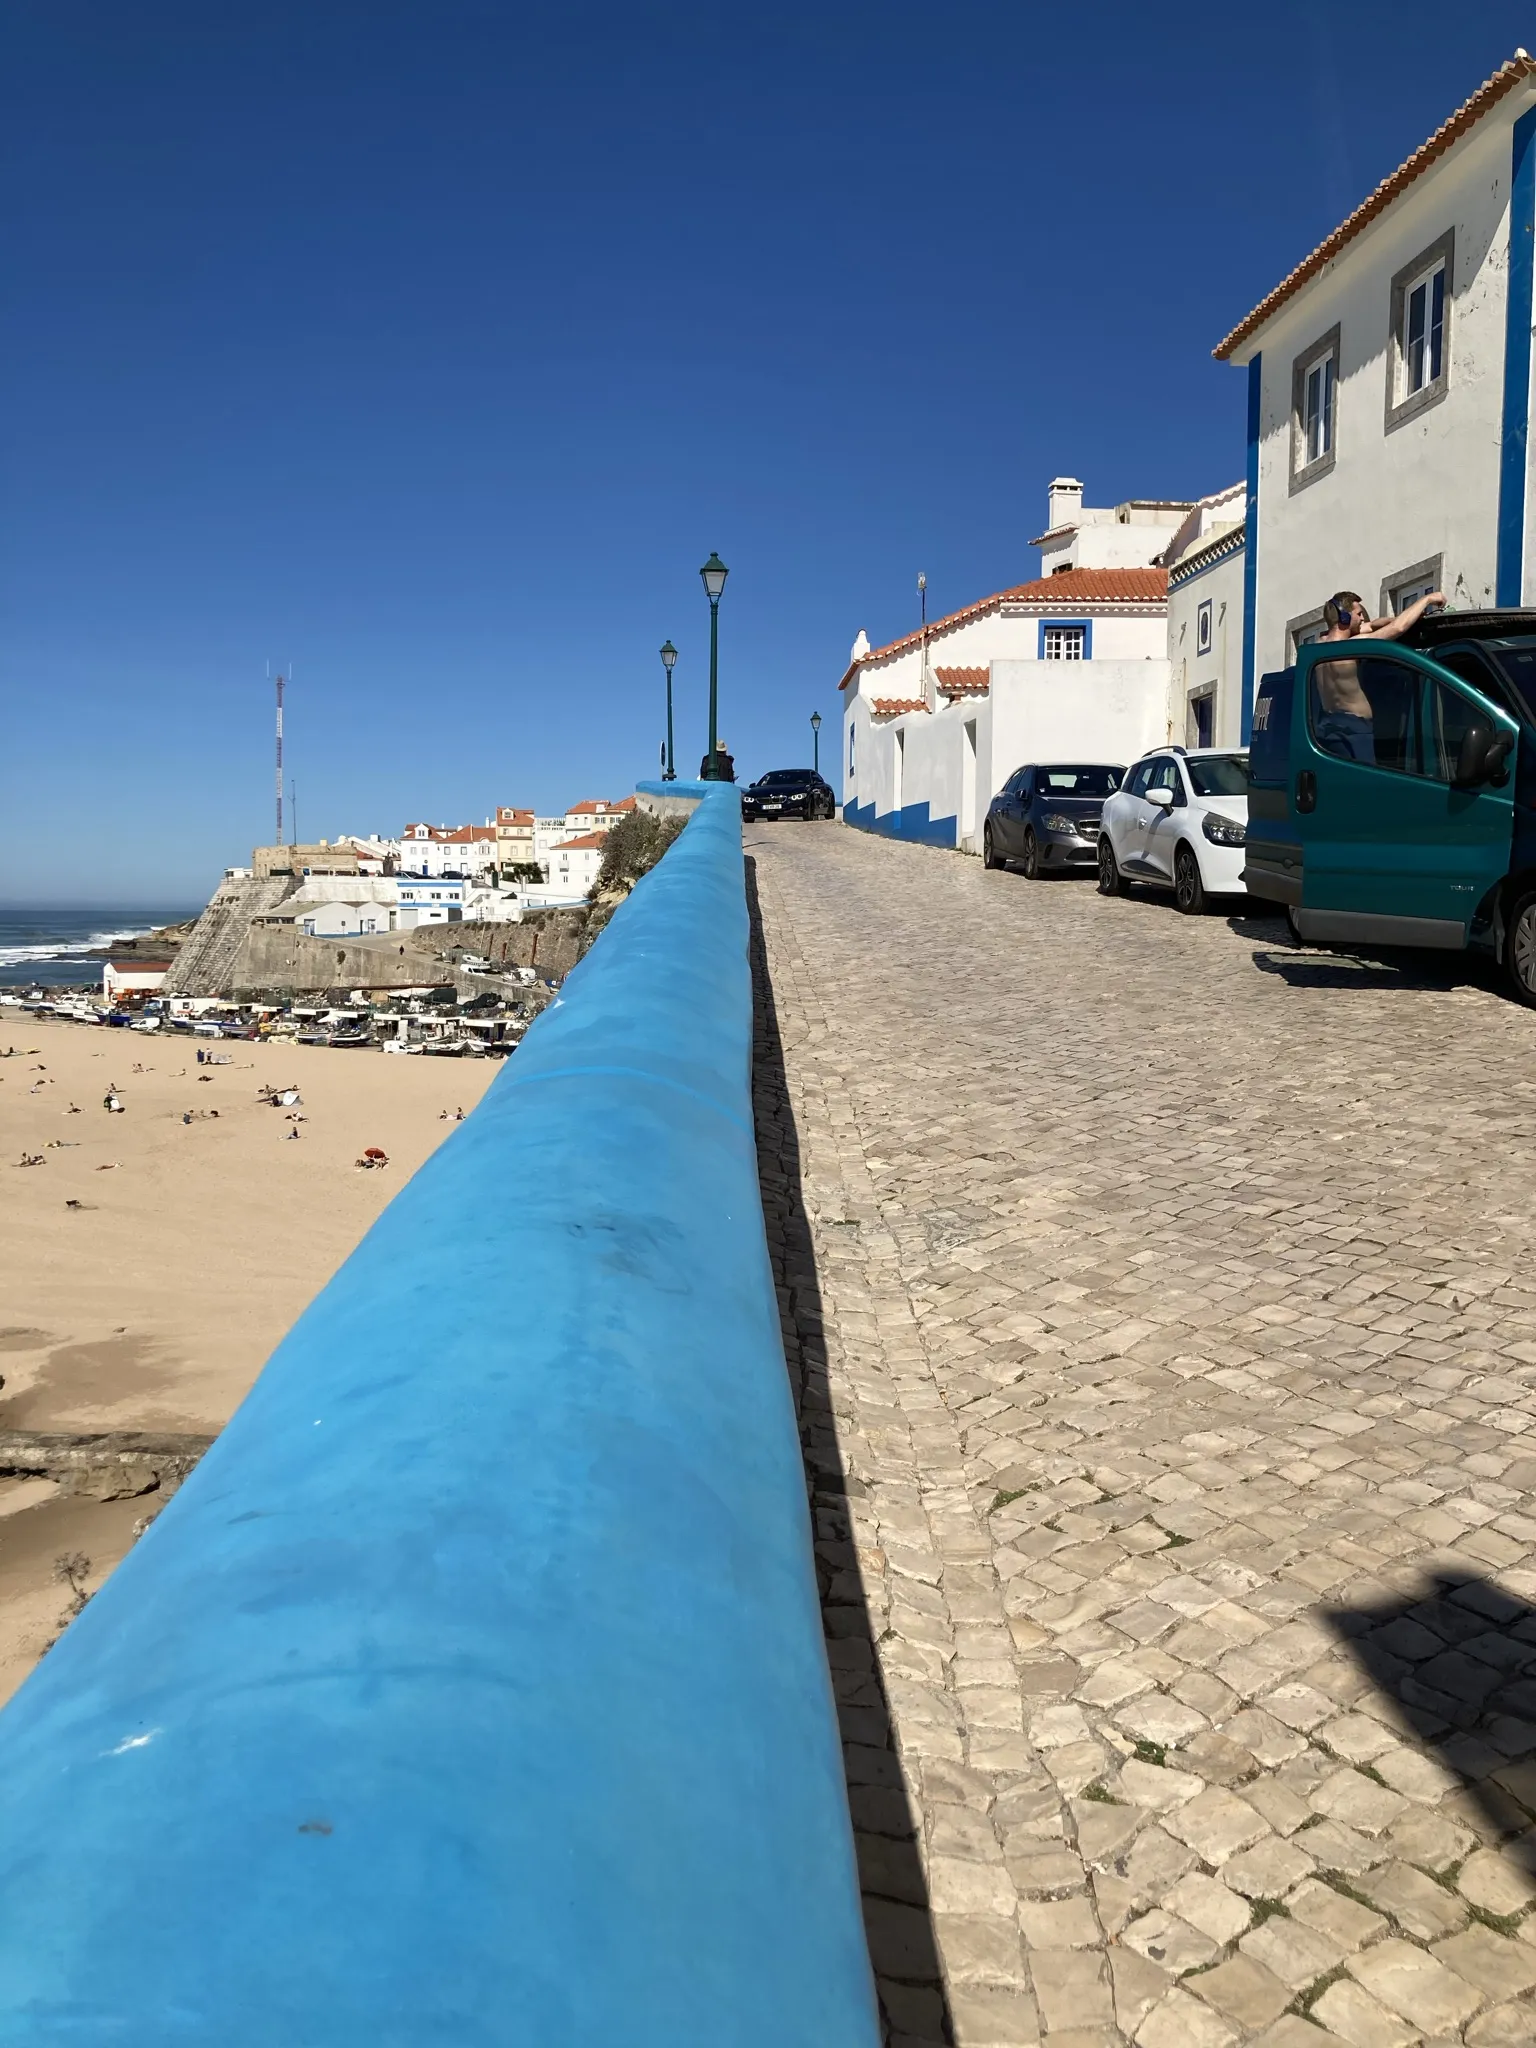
1096, 747, 1250, 914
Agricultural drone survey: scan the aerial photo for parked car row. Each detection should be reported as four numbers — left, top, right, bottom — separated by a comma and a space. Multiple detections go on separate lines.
979, 609, 1536, 1007
985, 748, 1253, 919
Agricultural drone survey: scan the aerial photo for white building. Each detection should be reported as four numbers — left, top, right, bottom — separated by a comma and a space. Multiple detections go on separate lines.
103, 959, 169, 1001
841, 479, 1183, 851
564, 797, 635, 836
334, 834, 401, 876
1214, 49, 1536, 726
1157, 485, 1247, 749
399, 822, 499, 880
395, 879, 467, 928
545, 831, 606, 898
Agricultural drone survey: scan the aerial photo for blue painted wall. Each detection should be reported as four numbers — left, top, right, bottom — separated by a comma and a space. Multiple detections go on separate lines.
842, 797, 957, 846
1241, 352, 1261, 742
1499, 107, 1536, 607
0, 781, 879, 2048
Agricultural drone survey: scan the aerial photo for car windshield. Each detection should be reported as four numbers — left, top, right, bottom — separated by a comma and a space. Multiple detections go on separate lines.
1185, 754, 1250, 797
1032, 766, 1122, 797
756, 770, 814, 786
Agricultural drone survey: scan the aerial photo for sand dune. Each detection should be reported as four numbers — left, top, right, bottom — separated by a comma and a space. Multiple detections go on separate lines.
0, 1017, 497, 1696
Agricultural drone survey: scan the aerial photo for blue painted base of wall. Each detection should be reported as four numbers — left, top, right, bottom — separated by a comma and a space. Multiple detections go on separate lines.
843, 798, 957, 846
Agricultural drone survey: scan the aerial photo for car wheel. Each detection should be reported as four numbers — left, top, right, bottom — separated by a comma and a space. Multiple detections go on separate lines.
983, 824, 1002, 870
1097, 835, 1129, 897
1174, 843, 1207, 915
1022, 828, 1041, 880
1508, 890, 1536, 1007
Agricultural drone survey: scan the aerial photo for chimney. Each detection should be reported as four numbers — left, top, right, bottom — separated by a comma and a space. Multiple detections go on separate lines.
1048, 477, 1084, 531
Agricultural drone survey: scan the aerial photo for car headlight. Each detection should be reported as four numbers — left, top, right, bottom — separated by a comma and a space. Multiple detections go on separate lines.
1202, 814, 1246, 846
1041, 812, 1078, 834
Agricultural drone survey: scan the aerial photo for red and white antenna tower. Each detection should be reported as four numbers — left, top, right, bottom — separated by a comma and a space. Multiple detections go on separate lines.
275, 673, 285, 845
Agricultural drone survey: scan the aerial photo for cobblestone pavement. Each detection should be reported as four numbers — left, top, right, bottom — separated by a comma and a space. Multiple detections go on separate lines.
748, 821, 1536, 2048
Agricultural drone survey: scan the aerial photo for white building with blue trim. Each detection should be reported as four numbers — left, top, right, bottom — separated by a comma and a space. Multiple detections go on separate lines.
839, 479, 1184, 851
1215, 50, 1536, 732
1157, 485, 1247, 749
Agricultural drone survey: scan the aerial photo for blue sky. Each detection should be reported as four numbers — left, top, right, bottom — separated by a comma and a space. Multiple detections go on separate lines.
4, 0, 1531, 901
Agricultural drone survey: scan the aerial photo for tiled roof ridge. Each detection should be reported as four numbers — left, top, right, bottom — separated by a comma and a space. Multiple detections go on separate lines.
841, 568, 1167, 688
1214, 50, 1536, 360
870, 697, 930, 718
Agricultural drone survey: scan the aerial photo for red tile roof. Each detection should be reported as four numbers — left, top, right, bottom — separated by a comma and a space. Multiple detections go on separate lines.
556, 832, 608, 851
566, 799, 613, 814
870, 697, 929, 718
935, 666, 989, 697
841, 567, 1168, 689
1214, 51, 1536, 361
496, 808, 535, 826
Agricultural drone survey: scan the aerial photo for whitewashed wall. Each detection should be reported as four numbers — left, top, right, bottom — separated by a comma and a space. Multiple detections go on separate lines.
1166, 546, 1247, 748
1239, 101, 1529, 674
988, 660, 1170, 791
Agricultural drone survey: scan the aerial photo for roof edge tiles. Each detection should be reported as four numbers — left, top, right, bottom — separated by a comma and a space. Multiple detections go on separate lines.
869, 698, 929, 718
1214, 50, 1536, 361
934, 666, 989, 697
840, 567, 1168, 690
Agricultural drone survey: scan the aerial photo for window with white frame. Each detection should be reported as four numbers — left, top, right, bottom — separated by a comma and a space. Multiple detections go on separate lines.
1042, 624, 1086, 661
1290, 324, 1339, 491
1386, 232, 1453, 431
1403, 263, 1445, 396
1303, 352, 1334, 464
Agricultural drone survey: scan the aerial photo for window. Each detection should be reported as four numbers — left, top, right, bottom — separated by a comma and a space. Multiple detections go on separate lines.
1303, 353, 1334, 464
1197, 599, 1213, 657
1386, 232, 1453, 430
1379, 555, 1442, 618
1423, 677, 1498, 784
1124, 758, 1157, 799
1290, 324, 1340, 492
1186, 753, 1249, 797
1307, 654, 1423, 773
1042, 623, 1087, 661
1404, 265, 1445, 394
1190, 692, 1215, 749
1035, 766, 1121, 796
848, 724, 856, 778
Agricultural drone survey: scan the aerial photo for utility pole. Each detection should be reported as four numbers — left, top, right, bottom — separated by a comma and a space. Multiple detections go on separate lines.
275, 673, 285, 845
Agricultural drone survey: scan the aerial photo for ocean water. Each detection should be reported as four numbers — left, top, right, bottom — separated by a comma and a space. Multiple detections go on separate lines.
0, 904, 199, 990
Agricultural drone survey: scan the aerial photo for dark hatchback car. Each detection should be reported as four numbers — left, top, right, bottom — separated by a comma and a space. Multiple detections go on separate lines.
741, 769, 838, 821
984, 762, 1125, 877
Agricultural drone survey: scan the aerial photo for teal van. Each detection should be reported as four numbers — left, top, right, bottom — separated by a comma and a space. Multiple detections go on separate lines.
1244, 610, 1536, 1005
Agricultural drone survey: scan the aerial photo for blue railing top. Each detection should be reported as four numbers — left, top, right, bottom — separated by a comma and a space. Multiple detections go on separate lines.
0, 782, 878, 2046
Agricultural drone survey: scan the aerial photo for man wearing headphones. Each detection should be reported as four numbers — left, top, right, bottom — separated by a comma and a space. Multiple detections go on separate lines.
1312, 585, 1444, 764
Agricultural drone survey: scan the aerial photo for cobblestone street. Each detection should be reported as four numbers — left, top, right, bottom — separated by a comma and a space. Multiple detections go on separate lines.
749, 820, 1536, 2048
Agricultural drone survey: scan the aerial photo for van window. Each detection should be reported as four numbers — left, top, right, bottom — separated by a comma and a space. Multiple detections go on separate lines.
1308, 653, 1421, 773
1249, 671, 1293, 784
1423, 678, 1500, 784
1434, 646, 1521, 719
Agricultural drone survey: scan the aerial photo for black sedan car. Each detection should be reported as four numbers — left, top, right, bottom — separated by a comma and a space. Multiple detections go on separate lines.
984, 762, 1124, 877
741, 769, 838, 821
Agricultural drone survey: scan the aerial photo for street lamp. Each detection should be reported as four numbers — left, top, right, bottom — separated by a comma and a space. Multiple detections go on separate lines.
699, 551, 729, 779
659, 640, 678, 781
810, 709, 822, 774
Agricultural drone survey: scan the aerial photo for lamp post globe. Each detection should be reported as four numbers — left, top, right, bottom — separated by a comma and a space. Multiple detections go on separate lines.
659, 640, 678, 782
699, 553, 729, 779
810, 709, 822, 775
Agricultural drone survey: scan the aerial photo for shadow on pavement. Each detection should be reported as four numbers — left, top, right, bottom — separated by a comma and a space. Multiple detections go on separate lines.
1324, 1567, 1536, 1873
746, 855, 955, 2047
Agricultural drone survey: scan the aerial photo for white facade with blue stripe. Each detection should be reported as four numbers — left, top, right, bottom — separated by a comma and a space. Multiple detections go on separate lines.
1216, 52, 1536, 738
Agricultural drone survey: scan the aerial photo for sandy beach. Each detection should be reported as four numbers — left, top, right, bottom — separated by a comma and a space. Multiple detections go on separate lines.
0, 1017, 496, 1697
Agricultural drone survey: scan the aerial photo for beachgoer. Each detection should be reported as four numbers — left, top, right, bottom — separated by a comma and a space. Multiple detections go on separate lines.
1313, 587, 1444, 764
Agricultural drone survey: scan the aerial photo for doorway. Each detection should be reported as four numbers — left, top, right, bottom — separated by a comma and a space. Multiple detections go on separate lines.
961, 720, 977, 849
1189, 692, 1215, 748
893, 728, 905, 819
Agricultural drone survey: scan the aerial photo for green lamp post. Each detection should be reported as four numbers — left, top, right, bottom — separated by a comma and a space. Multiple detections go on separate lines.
810, 709, 822, 775
699, 552, 729, 779
659, 640, 678, 782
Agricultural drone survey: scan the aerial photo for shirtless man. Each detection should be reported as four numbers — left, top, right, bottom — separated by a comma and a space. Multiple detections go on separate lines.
1312, 587, 1445, 764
